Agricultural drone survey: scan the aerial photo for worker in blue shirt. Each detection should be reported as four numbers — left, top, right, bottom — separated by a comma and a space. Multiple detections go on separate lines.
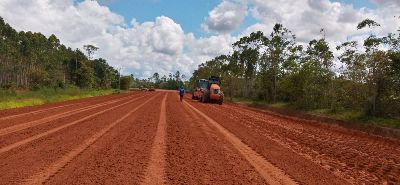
179, 86, 185, 102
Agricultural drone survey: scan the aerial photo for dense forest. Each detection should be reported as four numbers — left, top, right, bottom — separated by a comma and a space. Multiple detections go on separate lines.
132, 70, 186, 90
0, 17, 120, 90
190, 19, 400, 119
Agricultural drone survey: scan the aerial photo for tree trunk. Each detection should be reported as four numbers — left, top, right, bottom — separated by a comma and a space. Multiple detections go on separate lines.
330, 79, 336, 112
273, 73, 277, 103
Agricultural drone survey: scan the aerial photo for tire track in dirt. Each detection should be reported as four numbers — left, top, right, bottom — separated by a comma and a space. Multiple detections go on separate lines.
213, 104, 358, 182
43, 93, 161, 185
166, 94, 266, 184
23, 93, 160, 185
0, 98, 144, 148
0, 93, 150, 155
141, 93, 168, 185
223, 106, 362, 182
0, 103, 84, 121
0, 92, 140, 128
0, 92, 157, 184
224, 109, 355, 183
210, 103, 400, 184
187, 99, 351, 184
0, 92, 136, 121
0, 93, 144, 136
184, 101, 297, 185
182, 101, 267, 184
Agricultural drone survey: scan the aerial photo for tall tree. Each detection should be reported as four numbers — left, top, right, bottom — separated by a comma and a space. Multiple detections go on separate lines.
83, 44, 99, 60
262, 24, 297, 102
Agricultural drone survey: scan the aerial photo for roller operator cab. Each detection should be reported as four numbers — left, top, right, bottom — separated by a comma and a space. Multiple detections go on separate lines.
199, 76, 224, 105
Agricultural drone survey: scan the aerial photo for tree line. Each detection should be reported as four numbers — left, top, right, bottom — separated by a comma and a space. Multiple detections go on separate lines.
0, 17, 120, 90
131, 71, 186, 90
190, 19, 400, 118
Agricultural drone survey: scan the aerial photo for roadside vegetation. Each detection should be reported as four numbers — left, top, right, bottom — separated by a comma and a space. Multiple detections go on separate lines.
0, 17, 132, 109
0, 87, 115, 110
246, 101, 400, 129
131, 70, 187, 90
0, 17, 123, 90
190, 19, 400, 128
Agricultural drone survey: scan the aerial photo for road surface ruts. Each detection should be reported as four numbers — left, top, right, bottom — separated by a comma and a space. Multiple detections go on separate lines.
0, 92, 155, 184
0, 92, 141, 129
185, 98, 352, 185
165, 93, 267, 184
0, 92, 136, 119
0, 93, 148, 151
215, 103, 400, 184
28, 93, 163, 185
186, 96, 400, 185
184, 101, 297, 185
0, 91, 398, 185
142, 93, 168, 184
0, 93, 143, 135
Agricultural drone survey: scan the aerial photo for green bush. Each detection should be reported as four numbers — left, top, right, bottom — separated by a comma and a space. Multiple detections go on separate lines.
120, 76, 133, 90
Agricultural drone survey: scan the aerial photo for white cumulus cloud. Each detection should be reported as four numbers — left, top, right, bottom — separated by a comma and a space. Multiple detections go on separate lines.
1, 0, 399, 79
246, 0, 400, 44
203, 0, 248, 33
0, 0, 234, 78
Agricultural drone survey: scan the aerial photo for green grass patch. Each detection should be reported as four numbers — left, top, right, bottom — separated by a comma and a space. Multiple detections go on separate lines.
230, 98, 400, 129
268, 102, 289, 109
310, 109, 400, 129
225, 96, 253, 104
309, 109, 364, 121
0, 87, 119, 110
363, 117, 400, 129
251, 100, 291, 109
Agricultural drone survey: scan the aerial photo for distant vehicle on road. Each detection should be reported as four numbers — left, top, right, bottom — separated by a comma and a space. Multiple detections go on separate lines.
139, 86, 147, 91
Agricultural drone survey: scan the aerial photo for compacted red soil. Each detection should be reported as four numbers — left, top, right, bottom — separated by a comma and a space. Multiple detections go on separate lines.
0, 91, 398, 185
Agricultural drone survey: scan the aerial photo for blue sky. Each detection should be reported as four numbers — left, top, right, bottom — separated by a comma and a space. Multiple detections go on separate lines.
335, 0, 376, 9
99, 0, 221, 37
98, 0, 376, 37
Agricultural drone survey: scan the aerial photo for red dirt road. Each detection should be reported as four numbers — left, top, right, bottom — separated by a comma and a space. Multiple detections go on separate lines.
0, 91, 399, 184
